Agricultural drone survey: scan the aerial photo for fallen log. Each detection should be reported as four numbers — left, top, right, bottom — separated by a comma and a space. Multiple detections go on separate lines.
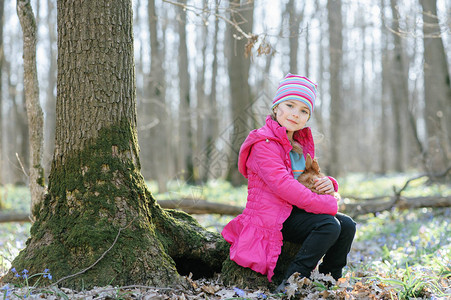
0, 199, 245, 223
157, 198, 244, 215
340, 195, 451, 217
2, 195, 450, 223
0, 212, 33, 223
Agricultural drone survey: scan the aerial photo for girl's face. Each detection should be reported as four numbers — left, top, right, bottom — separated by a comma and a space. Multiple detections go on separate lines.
274, 100, 310, 139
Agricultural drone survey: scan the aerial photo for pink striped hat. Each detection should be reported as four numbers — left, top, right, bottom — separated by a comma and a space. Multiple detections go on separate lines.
271, 73, 317, 114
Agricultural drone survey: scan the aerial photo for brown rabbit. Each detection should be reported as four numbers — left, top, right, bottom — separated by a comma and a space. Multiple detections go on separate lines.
297, 154, 341, 201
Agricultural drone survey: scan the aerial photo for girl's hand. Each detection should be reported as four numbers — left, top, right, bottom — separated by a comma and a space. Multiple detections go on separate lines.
314, 177, 335, 195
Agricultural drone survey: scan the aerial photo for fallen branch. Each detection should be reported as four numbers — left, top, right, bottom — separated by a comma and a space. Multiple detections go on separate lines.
0, 212, 32, 223
157, 198, 244, 215
2, 195, 451, 223
340, 195, 451, 217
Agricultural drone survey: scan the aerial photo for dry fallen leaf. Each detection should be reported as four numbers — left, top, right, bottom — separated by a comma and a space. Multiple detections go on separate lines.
200, 284, 219, 294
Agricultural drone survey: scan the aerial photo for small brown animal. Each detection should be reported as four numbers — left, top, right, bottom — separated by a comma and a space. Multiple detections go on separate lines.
297, 154, 341, 201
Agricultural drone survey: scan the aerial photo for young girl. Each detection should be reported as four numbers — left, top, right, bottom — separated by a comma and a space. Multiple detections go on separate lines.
221, 73, 356, 291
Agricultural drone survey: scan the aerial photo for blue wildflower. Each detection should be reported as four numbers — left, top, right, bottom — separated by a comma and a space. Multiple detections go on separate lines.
234, 287, 245, 297
258, 292, 267, 299
1, 285, 11, 299
11, 268, 17, 273
22, 274, 28, 279
22, 269, 29, 274
48, 274, 53, 280
14, 273, 21, 278
43, 268, 50, 273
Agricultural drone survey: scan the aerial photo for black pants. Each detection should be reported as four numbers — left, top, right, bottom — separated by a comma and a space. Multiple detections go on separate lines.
281, 206, 356, 280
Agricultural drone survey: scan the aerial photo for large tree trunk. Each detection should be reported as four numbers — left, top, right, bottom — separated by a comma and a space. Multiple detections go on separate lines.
17, 0, 45, 214
6, 0, 226, 290
420, 0, 451, 175
225, 0, 254, 186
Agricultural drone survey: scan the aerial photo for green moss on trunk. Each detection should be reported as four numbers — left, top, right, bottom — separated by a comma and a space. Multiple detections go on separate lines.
6, 121, 183, 289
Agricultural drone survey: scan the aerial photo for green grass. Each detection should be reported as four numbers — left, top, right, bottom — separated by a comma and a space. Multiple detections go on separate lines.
1, 173, 450, 299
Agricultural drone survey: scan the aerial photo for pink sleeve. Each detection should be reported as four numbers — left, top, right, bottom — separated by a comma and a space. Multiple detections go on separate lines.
248, 141, 338, 216
328, 176, 339, 192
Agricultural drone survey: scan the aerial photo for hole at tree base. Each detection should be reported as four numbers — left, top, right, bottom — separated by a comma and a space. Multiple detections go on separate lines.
173, 256, 219, 280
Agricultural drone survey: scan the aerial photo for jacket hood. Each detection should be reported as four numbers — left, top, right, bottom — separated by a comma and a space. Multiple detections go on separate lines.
238, 115, 315, 178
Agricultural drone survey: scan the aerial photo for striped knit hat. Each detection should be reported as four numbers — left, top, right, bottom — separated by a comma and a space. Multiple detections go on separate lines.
271, 73, 317, 114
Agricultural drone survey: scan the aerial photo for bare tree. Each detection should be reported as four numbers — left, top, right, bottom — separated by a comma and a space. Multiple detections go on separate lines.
0, 0, 4, 185
225, 0, 254, 186
194, 0, 209, 182
202, 0, 221, 182
327, 0, 343, 177
43, 0, 57, 180
420, 0, 451, 174
17, 0, 45, 213
144, 0, 170, 192
177, 0, 195, 182
379, 0, 389, 174
388, 0, 410, 172
286, 0, 304, 74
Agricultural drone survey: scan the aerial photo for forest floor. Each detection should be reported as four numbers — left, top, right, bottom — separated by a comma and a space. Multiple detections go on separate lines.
0, 174, 450, 299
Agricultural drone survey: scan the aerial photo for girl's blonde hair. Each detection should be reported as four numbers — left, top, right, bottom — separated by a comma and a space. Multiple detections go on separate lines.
271, 107, 303, 155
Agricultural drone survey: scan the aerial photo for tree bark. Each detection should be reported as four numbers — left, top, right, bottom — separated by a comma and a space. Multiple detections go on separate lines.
44, 0, 57, 181
0, 0, 3, 186
5, 0, 226, 290
194, 0, 208, 183
420, 0, 451, 175
388, 0, 412, 173
379, 0, 389, 174
201, 1, 220, 182
177, 0, 195, 183
16, 0, 45, 214
143, 0, 170, 193
225, 0, 254, 186
287, 0, 303, 74
327, 0, 343, 177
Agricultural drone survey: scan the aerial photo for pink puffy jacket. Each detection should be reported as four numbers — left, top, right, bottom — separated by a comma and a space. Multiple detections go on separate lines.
221, 116, 338, 281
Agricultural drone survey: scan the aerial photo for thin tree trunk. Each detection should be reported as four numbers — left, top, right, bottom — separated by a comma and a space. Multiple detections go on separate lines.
147, 0, 169, 192
389, 0, 412, 172
195, 0, 208, 183
225, 0, 254, 186
287, 0, 303, 74
327, 0, 343, 177
177, 0, 195, 182
17, 0, 45, 214
379, 0, 389, 174
44, 0, 57, 181
314, 0, 326, 138
0, 0, 4, 185
420, 0, 451, 175
202, 1, 220, 182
